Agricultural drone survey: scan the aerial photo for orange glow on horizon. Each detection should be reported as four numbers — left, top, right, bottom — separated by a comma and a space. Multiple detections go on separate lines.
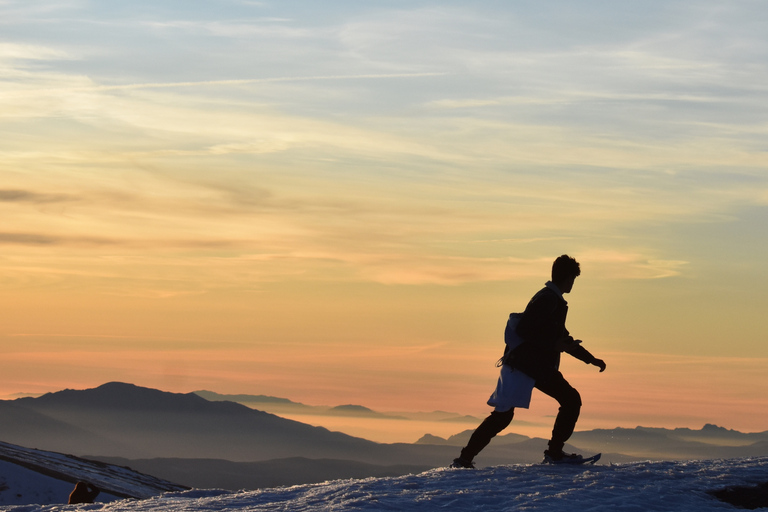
2, 334, 766, 437
2, 0, 768, 447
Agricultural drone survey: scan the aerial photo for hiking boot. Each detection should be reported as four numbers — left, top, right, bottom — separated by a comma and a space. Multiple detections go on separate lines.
543, 450, 583, 464
450, 457, 475, 469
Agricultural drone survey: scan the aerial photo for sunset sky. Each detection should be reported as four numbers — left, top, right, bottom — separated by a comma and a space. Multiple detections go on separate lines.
1, 1, 767, 436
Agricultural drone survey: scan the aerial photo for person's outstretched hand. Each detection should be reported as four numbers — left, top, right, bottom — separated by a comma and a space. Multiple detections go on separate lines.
592, 358, 607, 372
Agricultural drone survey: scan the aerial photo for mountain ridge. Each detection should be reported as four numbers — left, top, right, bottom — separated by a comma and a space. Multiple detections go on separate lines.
193, 389, 475, 422
3, 382, 768, 491
1, 382, 381, 462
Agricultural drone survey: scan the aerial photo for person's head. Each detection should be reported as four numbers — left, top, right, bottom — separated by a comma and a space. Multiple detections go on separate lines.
551, 254, 580, 293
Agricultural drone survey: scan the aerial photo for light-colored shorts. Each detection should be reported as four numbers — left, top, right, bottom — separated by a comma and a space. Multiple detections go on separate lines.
487, 364, 535, 411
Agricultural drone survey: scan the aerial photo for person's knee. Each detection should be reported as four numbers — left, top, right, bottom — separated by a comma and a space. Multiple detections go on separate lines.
560, 387, 581, 411
490, 408, 515, 427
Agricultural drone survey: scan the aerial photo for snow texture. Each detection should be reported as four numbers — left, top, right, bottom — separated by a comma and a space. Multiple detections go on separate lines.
0, 441, 186, 506
3, 457, 768, 511
0, 459, 93, 506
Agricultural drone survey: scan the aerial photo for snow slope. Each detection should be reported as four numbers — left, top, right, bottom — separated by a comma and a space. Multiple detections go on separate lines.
0, 441, 187, 506
3, 456, 767, 511
0, 459, 106, 507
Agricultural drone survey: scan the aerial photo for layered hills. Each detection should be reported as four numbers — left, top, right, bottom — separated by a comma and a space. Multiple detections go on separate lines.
2, 382, 767, 490
3, 382, 380, 462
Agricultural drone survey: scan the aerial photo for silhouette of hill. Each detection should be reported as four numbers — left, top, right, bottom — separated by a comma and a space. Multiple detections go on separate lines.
417, 429, 530, 446
193, 390, 305, 408
194, 390, 435, 421
3, 383, 384, 462
569, 425, 768, 460
1, 383, 467, 489
328, 404, 408, 419
0, 383, 488, 468
3, 382, 767, 491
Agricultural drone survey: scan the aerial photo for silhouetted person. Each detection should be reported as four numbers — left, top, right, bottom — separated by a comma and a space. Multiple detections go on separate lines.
68, 481, 100, 504
452, 255, 606, 468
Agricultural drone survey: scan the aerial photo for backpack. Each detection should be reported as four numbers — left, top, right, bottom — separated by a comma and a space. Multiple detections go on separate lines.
497, 312, 525, 367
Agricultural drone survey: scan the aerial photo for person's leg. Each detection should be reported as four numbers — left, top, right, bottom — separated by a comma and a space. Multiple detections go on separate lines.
534, 372, 581, 456
455, 408, 515, 465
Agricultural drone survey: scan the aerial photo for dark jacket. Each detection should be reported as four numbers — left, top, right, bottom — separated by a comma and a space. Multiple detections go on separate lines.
512, 282, 594, 382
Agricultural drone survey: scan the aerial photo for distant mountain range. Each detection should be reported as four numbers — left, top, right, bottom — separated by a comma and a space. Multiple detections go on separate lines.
0, 382, 453, 488
2, 382, 767, 490
569, 424, 768, 460
2, 382, 386, 462
193, 390, 476, 422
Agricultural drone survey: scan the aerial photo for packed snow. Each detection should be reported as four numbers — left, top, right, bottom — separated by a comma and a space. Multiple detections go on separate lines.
0, 441, 186, 507
3, 457, 767, 511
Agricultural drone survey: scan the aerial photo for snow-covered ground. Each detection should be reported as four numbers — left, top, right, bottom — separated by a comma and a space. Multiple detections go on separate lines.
0, 441, 187, 507
3, 456, 767, 511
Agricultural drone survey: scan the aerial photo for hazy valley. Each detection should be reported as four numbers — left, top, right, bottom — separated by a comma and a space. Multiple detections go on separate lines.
2, 382, 767, 491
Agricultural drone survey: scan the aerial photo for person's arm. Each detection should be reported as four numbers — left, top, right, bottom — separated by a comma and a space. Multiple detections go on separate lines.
560, 338, 606, 372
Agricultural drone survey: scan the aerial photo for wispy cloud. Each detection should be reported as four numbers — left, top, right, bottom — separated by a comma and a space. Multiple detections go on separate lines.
0, 231, 256, 249
0, 43, 72, 61
0, 232, 117, 246
2, 0, 768, 418
0, 189, 74, 203
9, 72, 447, 97
579, 250, 689, 279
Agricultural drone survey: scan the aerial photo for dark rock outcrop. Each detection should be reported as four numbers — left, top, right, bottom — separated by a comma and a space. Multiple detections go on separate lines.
710, 481, 768, 510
